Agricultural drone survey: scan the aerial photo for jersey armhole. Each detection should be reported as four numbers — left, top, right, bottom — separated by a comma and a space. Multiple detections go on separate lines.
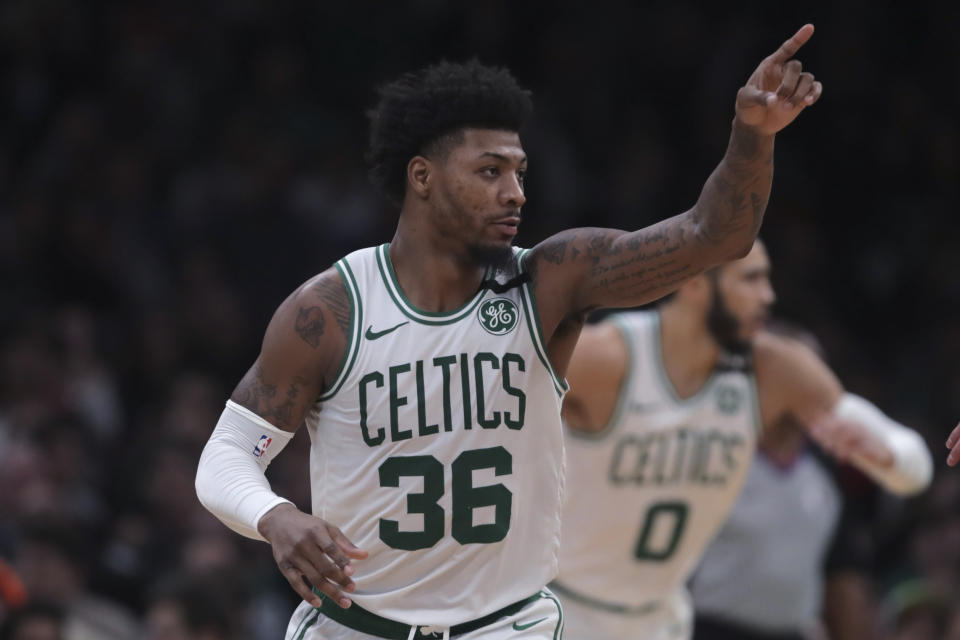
518, 249, 569, 397
568, 315, 634, 440
318, 259, 363, 401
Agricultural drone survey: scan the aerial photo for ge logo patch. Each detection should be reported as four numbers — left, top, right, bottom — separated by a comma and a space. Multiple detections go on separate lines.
716, 385, 742, 414
478, 298, 519, 335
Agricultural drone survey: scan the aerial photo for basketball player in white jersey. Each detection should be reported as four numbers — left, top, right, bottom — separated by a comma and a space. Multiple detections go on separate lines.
195, 27, 825, 640
554, 240, 933, 640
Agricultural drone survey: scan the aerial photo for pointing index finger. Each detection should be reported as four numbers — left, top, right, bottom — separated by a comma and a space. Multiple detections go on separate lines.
769, 24, 815, 64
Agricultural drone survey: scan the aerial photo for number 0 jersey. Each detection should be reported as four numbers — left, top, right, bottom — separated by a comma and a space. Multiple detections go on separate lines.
555, 311, 759, 610
303, 244, 567, 626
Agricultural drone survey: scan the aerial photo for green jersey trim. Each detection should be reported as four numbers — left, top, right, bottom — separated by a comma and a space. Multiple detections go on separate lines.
549, 581, 659, 617
318, 260, 363, 402
650, 311, 718, 405
293, 608, 320, 640
375, 243, 490, 325
538, 589, 565, 640
748, 372, 764, 436
568, 314, 635, 440
517, 249, 569, 397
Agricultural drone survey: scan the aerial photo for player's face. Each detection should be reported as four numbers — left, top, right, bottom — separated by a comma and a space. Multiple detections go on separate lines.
710, 242, 776, 349
430, 129, 527, 266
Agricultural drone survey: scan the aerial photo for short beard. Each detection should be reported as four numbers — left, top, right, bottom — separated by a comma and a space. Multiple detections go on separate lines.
468, 243, 515, 271
706, 286, 752, 355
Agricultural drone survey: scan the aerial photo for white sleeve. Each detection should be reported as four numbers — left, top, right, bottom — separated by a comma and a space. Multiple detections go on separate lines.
834, 393, 933, 496
195, 400, 295, 541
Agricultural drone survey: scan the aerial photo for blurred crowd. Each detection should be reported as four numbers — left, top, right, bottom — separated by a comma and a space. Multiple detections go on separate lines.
0, 1, 958, 639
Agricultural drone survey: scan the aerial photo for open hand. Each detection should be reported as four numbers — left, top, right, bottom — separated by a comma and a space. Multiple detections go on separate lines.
736, 24, 823, 135
257, 503, 368, 609
810, 414, 894, 468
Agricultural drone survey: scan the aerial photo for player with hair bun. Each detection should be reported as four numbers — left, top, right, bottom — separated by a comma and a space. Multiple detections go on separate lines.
555, 240, 932, 640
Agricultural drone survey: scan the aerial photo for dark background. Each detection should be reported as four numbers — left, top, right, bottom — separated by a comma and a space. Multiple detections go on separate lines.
1, 1, 958, 638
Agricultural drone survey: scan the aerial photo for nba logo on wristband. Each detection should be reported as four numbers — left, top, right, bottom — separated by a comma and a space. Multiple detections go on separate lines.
252, 435, 273, 458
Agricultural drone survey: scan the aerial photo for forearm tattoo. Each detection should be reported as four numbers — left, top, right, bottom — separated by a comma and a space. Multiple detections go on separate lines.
693, 122, 773, 250
528, 123, 775, 318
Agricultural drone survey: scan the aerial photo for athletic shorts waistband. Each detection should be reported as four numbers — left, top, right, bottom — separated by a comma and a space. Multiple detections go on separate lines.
549, 581, 661, 616
311, 590, 542, 639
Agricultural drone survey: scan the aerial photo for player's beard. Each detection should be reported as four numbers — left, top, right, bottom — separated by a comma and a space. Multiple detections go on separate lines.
706, 285, 752, 355
467, 242, 515, 271
435, 195, 516, 271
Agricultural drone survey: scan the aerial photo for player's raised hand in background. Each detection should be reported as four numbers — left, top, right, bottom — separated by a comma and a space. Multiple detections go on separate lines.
944, 423, 960, 466
736, 24, 823, 134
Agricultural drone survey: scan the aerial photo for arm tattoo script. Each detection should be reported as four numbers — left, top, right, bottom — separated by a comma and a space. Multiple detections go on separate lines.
531, 224, 696, 312
590, 222, 694, 301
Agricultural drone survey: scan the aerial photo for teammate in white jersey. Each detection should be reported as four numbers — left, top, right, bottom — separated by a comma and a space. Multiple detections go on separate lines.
555, 240, 933, 640
195, 27, 825, 640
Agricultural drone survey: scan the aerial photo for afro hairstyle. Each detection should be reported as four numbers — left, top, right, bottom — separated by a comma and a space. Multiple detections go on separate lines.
367, 59, 533, 205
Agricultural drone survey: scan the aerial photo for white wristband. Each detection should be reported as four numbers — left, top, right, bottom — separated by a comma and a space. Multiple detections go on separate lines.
834, 393, 932, 496
195, 400, 295, 540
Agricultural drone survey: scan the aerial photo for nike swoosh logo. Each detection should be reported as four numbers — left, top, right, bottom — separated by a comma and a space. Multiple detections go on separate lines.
512, 617, 547, 631
365, 321, 409, 341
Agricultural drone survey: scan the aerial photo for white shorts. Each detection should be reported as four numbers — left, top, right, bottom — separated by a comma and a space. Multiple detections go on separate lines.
555, 586, 691, 640
285, 588, 564, 640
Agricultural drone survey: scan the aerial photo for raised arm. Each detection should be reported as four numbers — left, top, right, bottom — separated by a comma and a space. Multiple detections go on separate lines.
195, 268, 367, 610
527, 26, 822, 333
755, 332, 932, 496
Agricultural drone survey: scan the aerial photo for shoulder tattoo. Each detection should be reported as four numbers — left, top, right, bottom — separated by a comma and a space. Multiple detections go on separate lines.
291, 273, 351, 349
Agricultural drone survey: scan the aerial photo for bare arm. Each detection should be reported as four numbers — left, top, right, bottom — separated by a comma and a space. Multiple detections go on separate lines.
231, 268, 351, 431
528, 122, 770, 314
755, 332, 931, 495
212, 268, 368, 609
561, 322, 629, 433
527, 26, 822, 340
754, 331, 844, 428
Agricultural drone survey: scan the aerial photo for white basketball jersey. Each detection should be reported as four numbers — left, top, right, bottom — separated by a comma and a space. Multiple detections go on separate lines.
303, 244, 567, 627
556, 311, 759, 610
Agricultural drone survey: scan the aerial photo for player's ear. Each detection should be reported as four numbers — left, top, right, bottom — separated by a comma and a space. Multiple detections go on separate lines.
407, 156, 432, 199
